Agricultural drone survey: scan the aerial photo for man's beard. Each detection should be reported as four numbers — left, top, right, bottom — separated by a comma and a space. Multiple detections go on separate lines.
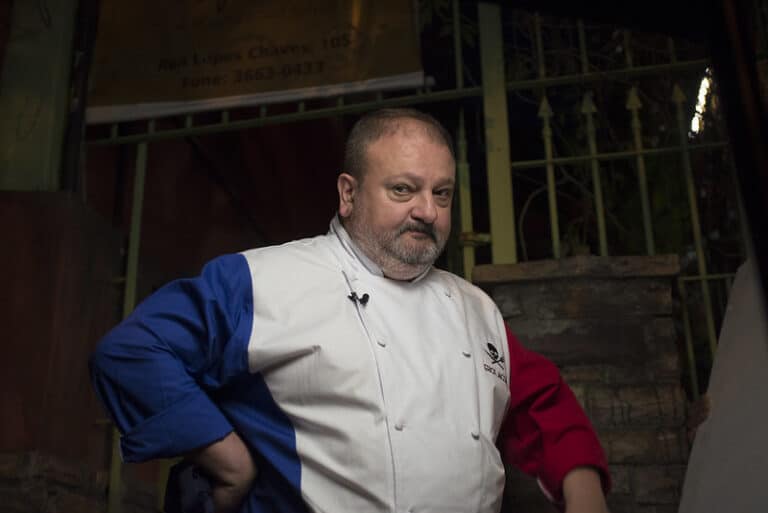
378, 221, 445, 266
346, 214, 448, 271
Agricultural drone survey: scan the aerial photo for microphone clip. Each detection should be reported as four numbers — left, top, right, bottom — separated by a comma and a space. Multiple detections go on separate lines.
348, 292, 370, 306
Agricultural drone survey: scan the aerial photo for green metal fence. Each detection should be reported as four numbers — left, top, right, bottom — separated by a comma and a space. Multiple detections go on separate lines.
86, 2, 746, 510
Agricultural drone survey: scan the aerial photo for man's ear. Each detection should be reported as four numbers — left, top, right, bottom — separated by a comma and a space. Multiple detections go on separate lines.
337, 173, 358, 218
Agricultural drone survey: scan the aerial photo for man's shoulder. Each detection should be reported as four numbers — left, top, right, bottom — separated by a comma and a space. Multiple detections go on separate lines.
235, 233, 345, 290
239, 233, 337, 269
429, 267, 496, 306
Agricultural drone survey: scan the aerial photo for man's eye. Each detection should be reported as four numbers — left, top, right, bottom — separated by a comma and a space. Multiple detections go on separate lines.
392, 184, 411, 194
435, 189, 454, 204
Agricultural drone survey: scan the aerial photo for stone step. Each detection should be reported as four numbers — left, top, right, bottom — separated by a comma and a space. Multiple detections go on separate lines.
488, 277, 675, 320
507, 317, 678, 371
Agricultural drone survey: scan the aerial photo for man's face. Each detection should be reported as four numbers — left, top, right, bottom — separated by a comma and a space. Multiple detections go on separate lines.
338, 120, 455, 279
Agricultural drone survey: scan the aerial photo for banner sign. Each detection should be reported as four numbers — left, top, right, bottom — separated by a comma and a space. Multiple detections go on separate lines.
86, 0, 423, 123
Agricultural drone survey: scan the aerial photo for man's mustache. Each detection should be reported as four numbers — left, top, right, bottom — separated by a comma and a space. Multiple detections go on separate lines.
396, 222, 437, 242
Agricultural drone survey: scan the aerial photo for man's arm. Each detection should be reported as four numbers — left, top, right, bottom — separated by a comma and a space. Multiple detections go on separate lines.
189, 432, 257, 513
562, 467, 609, 513
498, 324, 610, 508
90, 254, 254, 466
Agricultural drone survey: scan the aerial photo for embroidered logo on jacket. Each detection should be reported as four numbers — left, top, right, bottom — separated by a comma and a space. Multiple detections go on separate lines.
483, 342, 507, 383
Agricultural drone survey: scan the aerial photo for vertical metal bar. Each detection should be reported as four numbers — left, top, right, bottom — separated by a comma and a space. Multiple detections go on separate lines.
457, 112, 475, 278
534, 13, 546, 79
107, 429, 122, 513
717, 277, 729, 316
221, 110, 230, 123
730, 156, 753, 259
185, 115, 193, 129
582, 92, 609, 256
668, 37, 677, 64
157, 461, 173, 511
108, 142, 148, 513
538, 95, 561, 258
576, 24, 608, 256
478, 2, 517, 263
623, 30, 634, 68
118, 142, 148, 506
453, 0, 475, 278
673, 84, 719, 358
577, 20, 589, 73
678, 278, 701, 399
533, 13, 558, 258
579, 21, 608, 255
626, 86, 655, 255
453, 0, 464, 91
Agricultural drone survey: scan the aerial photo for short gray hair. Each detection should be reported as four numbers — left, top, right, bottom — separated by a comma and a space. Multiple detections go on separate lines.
343, 108, 455, 180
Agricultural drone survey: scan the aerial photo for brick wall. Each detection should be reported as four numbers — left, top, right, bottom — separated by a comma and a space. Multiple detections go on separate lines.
475, 255, 687, 513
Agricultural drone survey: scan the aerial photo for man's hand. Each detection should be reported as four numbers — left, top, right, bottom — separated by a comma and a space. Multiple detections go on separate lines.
562, 466, 609, 513
189, 432, 257, 513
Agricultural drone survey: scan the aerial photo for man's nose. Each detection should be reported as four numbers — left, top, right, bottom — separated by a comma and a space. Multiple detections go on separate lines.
411, 193, 438, 224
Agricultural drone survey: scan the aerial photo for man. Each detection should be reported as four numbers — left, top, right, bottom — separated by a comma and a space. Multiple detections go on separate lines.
91, 108, 610, 513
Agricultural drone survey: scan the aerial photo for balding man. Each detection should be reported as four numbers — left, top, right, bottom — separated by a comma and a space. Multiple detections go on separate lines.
91, 108, 610, 513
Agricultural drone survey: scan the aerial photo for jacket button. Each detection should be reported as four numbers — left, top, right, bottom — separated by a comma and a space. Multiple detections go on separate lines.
394, 423, 404, 431
471, 430, 480, 440
462, 350, 471, 357
377, 339, 387, 347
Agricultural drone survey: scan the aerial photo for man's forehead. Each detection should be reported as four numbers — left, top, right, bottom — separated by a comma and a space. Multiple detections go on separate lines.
352, 115, 455, 182
354, 116, 435, 146
382, 118, 438, 138
391, 117, 428, 133
365, 134, 456, 170
368, 120, 452, 155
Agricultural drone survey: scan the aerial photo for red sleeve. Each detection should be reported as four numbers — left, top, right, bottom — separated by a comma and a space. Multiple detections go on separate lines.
498, 324, 611, 503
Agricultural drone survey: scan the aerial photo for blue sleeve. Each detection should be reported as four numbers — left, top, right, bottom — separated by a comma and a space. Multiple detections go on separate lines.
90, 253, 254, 462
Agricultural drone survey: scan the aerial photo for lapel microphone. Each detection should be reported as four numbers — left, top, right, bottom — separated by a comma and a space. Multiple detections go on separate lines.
348, 292, 370, 306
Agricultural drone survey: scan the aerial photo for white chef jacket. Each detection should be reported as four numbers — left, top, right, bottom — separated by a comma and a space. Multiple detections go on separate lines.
90, 217, 527, 513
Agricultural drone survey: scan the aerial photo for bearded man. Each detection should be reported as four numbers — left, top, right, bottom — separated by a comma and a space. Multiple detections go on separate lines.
91, 108, 610, 513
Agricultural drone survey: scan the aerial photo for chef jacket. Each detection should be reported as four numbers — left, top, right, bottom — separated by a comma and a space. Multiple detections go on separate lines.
91, 217, 609, 513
